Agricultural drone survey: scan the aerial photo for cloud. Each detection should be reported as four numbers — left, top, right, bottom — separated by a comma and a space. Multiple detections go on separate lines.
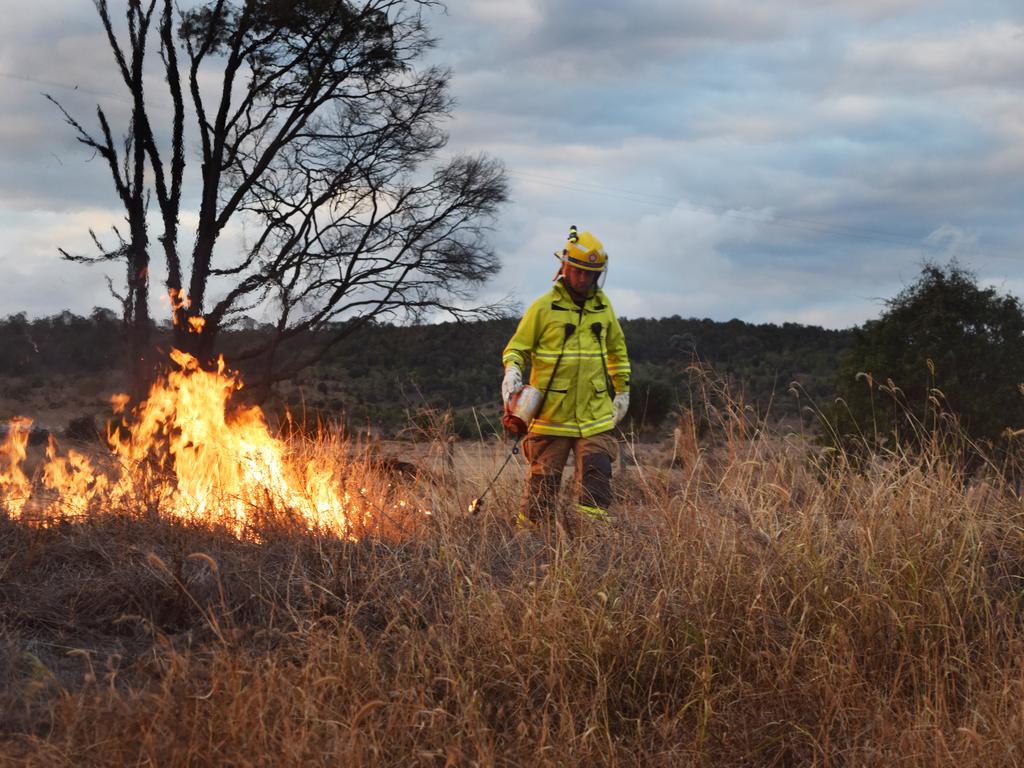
2, 0, 1024, 332
842, 21, 1024, 92
440, 0, 789, 77
925, 225, 980, 260
481, 196, 921, 328
0, 209, 122, 317
437, 0, 946, 85
456, 0, 544, 31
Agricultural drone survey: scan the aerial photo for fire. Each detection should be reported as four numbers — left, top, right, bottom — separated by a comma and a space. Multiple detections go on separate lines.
0, 418, 32, 517
0, 350, 389, 539
166, 288, 205, 334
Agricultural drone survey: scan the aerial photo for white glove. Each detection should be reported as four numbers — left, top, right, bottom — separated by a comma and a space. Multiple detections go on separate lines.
501, 365, 523, 406
612, 391, 630, 425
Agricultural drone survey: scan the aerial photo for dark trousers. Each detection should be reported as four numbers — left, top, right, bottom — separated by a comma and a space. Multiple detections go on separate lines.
520, 430, 617, 521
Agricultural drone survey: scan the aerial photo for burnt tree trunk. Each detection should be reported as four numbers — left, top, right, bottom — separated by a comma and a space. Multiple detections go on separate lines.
126, 224, 152, 403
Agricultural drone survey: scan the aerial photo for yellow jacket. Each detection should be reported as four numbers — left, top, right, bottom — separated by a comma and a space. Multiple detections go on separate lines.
502, 281, 631, 437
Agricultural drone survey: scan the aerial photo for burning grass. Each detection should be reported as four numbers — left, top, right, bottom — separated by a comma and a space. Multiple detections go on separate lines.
0, 350, 414, 539
2, 373, 1024, 765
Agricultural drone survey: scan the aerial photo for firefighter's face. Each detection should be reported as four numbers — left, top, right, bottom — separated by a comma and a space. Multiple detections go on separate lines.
564, 264, 599, 296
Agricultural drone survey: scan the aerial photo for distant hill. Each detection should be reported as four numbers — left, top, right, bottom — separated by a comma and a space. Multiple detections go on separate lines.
0, 311, 852, 436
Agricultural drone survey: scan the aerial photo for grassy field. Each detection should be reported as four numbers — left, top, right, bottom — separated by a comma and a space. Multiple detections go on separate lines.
1, 398, 1023, 766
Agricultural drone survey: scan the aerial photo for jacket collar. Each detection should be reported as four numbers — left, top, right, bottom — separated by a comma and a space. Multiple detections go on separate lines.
551, 280, 607, 312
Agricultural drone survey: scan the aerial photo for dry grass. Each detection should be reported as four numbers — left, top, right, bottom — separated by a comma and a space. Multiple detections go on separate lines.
1, 396, 1023, 766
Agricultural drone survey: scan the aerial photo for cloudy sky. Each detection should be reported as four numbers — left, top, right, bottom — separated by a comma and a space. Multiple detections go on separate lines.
1, 0, 1021, 328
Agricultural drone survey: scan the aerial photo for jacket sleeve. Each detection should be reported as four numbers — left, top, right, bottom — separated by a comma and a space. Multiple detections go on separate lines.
502, 299, 541, 372
605, 308, 631, 394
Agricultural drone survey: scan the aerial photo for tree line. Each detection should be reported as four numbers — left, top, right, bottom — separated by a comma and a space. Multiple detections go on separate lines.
7, 262, 1024, 447
0, 307, 851, 435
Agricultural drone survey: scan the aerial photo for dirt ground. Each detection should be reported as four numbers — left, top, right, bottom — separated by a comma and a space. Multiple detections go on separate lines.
0, 372, 124, 435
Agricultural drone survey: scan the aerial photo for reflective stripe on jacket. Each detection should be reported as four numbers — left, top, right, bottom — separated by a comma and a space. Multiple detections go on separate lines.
502, 282, 631, 438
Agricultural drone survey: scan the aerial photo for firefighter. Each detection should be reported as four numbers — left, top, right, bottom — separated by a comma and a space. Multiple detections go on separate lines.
501, 226, 631, 524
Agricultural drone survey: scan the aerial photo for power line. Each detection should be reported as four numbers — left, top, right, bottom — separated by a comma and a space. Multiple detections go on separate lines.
0, 70, 131, 103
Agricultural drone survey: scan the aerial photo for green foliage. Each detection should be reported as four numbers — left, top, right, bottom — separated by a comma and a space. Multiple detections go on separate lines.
0, 309, 123, 376
624, 371, 675, 432
834, 262, 1024, 444
301, 315, 851, 434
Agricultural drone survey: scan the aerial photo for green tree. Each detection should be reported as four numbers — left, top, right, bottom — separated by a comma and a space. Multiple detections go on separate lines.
834, 262, 1024, 445
625, 374, 674, 432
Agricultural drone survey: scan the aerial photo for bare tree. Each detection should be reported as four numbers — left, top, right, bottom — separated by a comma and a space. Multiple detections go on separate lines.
52, 0, 508, 400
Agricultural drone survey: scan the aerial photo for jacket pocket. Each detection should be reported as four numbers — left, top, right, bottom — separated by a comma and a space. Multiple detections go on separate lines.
587, 370, 613, 424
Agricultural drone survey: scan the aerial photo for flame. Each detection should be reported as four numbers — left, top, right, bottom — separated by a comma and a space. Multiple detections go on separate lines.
167, 288, 191, 312
0, 418, 32, 517
0, 351, 397, 539
167, 289, 205, 334
42, 436, 107, 518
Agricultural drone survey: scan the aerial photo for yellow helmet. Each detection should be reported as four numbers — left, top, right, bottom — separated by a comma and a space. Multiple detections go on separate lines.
559, 225, 607, 272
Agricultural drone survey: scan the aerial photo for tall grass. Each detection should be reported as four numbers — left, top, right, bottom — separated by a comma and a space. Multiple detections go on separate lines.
1, 386, 1023, 766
